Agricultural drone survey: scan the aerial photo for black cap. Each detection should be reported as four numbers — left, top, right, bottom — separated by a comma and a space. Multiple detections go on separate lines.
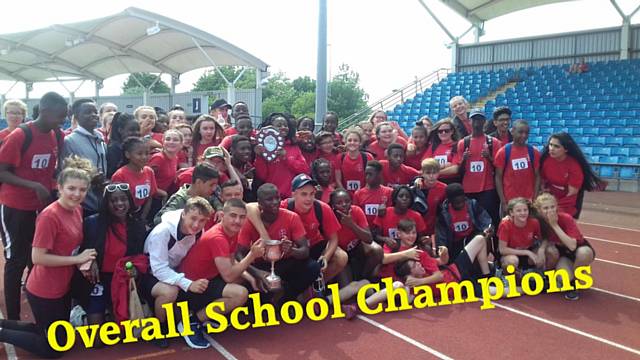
469, 109, 486, 120
210, 99, 232, 111
291, 174, 318, 192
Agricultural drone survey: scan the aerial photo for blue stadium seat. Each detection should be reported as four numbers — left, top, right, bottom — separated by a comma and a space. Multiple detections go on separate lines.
630, 148, 640, 157
619, 167, 637, 180
624, 137, 640, 146
588, 137, 605, 146
582, 127, 598, 136
621, 157, 640, 165
590, 155, 600, 163
611, 147, 630, 157
574, 136, 588, 146
604, 136, 624, 146
598, 128, 615, 136
614, 128, 633, 136
592, 147, 611, 156
581, 146, 593, 156
599, 166, 615, 177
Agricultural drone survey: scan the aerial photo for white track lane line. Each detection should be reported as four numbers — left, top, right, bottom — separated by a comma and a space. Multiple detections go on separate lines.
356, 315, 453, 360
592, 287, 640, 303
587, 236, 640, 248
579, 222, 640, 233
204, 333, 238, 360
595, 258, 640, 270
0, 308, 18, 360
493, 303, 640, 357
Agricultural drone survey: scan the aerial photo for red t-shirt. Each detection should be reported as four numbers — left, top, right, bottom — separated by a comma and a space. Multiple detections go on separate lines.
0, 128, 12, 142
181, 223, 236, 280
237, 208, 306, 258
148, 151, 178, 192
380, 160, 420, 187
175, 166, 229, 188
353, 185, 394, 225
366, 137, 407, 161
221, 129, 257, 150
317, 151, 342, 184
404, 147, 429, 170
340, 152, 373, 194
111, 166, 158, 208
254, 143, 310, 198
541, 156, 583, 216
194, 141, 222, 161
417, 181, 447, 235
151, 132, 164, 144
498, 217, 541, 250
26, 202, 83, 299
457, 135, 502, 193
336, 205, 369, 251
0, 123, 62, 210
495, 144, 540, 202
448, 206, 474, 241
318, 184, 336, 204
177, 148, 191, 166
547, 212, 585, 247
101, 222, 128, 273
280, 200, 341, 247
424, 142, 460, 181
301, 149, 319, 168
373, 207, 426, 239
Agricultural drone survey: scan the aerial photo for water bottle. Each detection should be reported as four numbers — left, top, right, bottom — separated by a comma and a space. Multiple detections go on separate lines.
125, 261, 137, 278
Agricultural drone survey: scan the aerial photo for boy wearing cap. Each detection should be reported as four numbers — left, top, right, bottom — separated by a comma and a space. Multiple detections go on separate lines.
245, 174, 348, 282
457, 110, 501, 228
153, 163, 221, 225
175, 145, 240, 189
210, 99, 232, 129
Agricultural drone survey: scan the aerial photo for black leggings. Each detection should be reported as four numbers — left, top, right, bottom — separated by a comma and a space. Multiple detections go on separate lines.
0, 291, 71, 358
0, 205, 37, 320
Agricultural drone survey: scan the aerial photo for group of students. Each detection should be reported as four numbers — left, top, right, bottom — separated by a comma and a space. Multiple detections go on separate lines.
0, 92, 599, 357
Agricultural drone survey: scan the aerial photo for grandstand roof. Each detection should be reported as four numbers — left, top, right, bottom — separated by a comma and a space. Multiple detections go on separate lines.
441, 0, 573, 24
0, 7, 268, 83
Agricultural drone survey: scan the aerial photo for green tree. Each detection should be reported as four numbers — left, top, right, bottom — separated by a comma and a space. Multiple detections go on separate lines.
291, 92, 316, 118
121, 73, 170, 95
328, 64, 368, 120
292, 76, 316, 93
192, 66, 256, 91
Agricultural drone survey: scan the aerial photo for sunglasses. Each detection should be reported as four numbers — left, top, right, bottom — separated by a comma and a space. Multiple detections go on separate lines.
105, 183, 130, 193
438, 128, 452, 134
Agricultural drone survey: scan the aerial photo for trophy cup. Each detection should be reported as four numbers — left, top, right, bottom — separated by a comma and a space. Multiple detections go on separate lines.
263, 239, 283, 291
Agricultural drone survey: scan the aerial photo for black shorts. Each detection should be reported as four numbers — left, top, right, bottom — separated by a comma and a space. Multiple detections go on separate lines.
557, 240, 595, 262
310, 241, 327, 260
138, 272, 160, 305
181, 276, 228, 312
346, 241, 367, 280
451, 249, 474, 281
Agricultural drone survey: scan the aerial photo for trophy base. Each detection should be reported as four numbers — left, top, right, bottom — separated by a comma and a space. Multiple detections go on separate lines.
266, 274, 282, 291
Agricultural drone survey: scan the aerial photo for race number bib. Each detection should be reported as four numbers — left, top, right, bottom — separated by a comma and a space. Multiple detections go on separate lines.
388, 228, 398, 239
511, 157, 529, 171
470, 161, 484, 173
346, 180, 361, 191
90, 284, 104, 297
453, 221, 469, 233
364, 204, 379, 216
31, 154, 51, 169
435, 155, 448, 166
135, 184, 151, 199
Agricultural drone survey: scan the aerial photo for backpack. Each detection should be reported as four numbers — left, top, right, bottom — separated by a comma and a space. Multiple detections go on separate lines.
503, 143, 535, 171
15, 123, 64, 158
287, 198, 325, 238
459, 135, 494, 178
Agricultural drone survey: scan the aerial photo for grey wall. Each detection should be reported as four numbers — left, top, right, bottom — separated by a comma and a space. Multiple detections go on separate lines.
457, 25, 639, 72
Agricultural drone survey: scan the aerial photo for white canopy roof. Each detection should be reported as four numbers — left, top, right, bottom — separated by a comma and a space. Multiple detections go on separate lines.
0, 7, 268, 83
440, 0, 574, 25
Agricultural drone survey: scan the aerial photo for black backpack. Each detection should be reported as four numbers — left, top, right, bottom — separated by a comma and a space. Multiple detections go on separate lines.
287, 198, 325, 238
459, 135, 494, 178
